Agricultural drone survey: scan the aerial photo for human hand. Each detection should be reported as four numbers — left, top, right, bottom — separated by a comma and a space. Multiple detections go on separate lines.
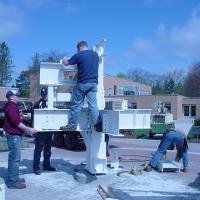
62, 56, 68, 65
28, 127, 37, 137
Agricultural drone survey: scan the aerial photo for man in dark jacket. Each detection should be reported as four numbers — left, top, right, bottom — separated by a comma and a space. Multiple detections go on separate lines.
33, 87, 56, 175
4, 90, 37, 189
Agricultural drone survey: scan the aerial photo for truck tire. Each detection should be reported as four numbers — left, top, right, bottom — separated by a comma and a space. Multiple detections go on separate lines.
53, 133, 64, 147
64, 132, 78, 150
149, 131, 154, 139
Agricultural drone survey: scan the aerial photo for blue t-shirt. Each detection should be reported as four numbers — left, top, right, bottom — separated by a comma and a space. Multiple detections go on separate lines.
68, 50, 99, 83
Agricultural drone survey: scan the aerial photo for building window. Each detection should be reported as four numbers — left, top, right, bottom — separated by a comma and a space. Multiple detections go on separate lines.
108, 88, 112, 96
183, 105, 196, 117
191, 105, 196, 116
124, 91, 135, 95
129, 102, 137, 109
184, 106, 189, 116
114, 85, 117, 95
164, 102, 171, 113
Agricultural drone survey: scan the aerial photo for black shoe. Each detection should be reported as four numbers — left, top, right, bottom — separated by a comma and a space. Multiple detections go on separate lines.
60, 125, 76, 131
34, 169, 41, 175
95, 123, 103, 132
43, 166, 56, 171
8, 182, 26, 189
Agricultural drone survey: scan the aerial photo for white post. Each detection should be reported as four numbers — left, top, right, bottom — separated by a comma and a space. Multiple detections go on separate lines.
0, 178, 5, 200
47, 86, 54, 109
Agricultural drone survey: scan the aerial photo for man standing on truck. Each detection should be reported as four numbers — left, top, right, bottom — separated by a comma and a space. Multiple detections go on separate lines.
144, 128, 189, 173
33, 87, 56, 175
60, 41, 102, 132
4, 90, 37, 189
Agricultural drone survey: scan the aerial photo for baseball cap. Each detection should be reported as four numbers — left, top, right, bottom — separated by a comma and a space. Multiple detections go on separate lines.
41, 87, 48, 97
6, 90, 20, 99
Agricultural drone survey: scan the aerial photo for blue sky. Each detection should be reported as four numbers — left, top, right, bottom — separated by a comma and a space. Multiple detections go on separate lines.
1, 0, 200, 79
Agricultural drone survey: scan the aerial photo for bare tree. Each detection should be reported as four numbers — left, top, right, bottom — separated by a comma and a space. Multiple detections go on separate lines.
126, 69, 158, 86
183, 62, 200, 97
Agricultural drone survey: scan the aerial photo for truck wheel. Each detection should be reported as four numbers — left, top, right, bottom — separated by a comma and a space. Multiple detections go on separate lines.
149, 131, 154, 139
64, 132, 78, 150
53, 133, 64, 147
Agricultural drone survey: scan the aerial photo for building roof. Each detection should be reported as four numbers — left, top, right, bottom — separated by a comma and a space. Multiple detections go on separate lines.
104, 74, 152, 91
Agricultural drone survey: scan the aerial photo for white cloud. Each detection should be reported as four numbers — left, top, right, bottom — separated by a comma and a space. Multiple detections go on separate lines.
17, 0, 56, 9
63, 2, 80, 14
126, 6, 200, 60
0, 3, 25, 39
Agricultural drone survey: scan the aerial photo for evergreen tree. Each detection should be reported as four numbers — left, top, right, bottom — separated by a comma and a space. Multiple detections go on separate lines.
15, 70, 30, 97
0, 42, 13, 86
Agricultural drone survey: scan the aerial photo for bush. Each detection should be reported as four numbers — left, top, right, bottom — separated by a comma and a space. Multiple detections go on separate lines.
130, 129, 150, 138
194, 118, 200, 126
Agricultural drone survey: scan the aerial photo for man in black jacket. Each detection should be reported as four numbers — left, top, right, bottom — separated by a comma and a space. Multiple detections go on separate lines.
32, 87, 56, 175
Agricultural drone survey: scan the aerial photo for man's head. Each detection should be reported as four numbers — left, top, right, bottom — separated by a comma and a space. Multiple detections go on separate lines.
6, 89, 20, 102
76, 41, 88, 51
41, 87, 48, 99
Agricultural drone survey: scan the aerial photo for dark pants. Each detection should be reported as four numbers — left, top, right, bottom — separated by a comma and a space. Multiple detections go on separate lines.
33, 133, 53, 170
105, 134, 110, 156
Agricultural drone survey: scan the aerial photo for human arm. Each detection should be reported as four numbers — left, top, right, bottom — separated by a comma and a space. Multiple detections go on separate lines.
18, 122, 37, 136
62, 56, 69, 66
62, 54, 78, 66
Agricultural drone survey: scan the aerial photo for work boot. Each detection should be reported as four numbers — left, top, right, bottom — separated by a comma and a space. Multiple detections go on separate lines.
60, 125, 75, 131
181, 167, 189, 173
34, 169, 41, 175
17, 178, 25, 183
143, 163, 152, 172
43, 166, 56, 171
95, 123, 103, 132
7, 182, 26, 189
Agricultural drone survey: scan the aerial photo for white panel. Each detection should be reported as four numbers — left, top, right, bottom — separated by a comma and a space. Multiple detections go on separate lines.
102, 111, 120, 134
133, 109, 151, 129
40, 63, 61, 85
102, 109, 151, 135
118, 110, 135, 129
33, 109, 70, 131
57, 93, 71, 102
40, 62, 77, 86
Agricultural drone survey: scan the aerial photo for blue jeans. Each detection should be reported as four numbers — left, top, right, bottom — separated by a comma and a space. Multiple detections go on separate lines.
33, 133, 53, 170
68, 82, 100, 129
6, 135, 22, 186
149, 131, 188, 168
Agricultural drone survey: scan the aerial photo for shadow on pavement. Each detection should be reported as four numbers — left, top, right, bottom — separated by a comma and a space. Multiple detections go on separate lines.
110, 188, 200, 200
20, 158, 97, 183
188, 172, 200, 190
0, 158, 98, 185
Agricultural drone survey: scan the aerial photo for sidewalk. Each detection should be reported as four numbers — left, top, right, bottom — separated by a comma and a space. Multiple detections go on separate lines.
0, 137, 200, 200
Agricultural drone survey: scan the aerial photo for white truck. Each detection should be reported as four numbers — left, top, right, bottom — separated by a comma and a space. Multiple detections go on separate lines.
33, 40, 151, 174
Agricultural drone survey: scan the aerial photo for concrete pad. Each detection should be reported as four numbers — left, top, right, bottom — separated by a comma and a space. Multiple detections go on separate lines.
108, 172, 200, 200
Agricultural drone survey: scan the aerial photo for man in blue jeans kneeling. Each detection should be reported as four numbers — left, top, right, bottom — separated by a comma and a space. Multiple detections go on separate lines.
145, 128, 189, 173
